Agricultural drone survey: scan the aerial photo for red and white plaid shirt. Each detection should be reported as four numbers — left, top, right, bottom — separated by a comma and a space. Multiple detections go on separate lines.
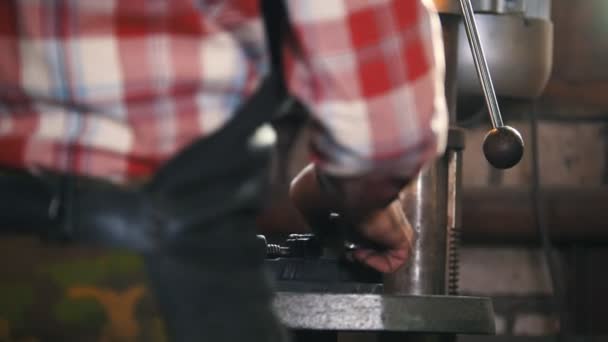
0, 0, 447, 183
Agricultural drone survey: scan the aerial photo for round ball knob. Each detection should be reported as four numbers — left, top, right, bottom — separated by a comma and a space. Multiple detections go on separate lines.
483, 126, 524, 169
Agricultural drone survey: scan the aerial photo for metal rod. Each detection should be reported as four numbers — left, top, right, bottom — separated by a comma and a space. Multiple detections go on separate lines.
458, 0, 504, 128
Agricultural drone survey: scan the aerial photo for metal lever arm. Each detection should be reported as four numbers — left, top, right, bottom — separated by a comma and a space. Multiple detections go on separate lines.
458, 0, 503, 128
458, 0, 524, 169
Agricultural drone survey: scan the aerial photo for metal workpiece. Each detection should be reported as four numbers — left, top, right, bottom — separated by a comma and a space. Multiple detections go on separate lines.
273, 293, 496, 334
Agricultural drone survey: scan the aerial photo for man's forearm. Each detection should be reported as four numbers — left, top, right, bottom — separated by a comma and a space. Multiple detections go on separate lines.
289, 164, 409, 227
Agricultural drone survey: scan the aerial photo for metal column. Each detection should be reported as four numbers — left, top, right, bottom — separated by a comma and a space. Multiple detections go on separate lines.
383, 13, 461, 297
381, 14, 463, 342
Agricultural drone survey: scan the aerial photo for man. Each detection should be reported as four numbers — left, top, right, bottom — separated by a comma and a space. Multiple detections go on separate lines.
0, 0, 447, 341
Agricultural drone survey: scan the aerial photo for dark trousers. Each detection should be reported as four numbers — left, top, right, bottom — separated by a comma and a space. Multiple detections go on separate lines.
145, 220, 286, 342
0, 123, 288, 342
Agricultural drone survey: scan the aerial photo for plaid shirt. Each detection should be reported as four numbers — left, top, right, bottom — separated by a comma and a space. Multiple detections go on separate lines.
0, 0, 447, 183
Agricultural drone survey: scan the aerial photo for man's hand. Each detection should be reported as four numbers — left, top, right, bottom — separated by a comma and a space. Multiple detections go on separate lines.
289, 164, 413, 273
349, 200, 413, 273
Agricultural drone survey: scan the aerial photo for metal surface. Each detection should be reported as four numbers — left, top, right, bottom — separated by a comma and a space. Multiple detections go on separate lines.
384, 158, 449, 295
458, 0, 503, 128
525, 0, 552, 19
433, 0, 553, 99
446, 149, 462, 295
457, 15, 553, 98
434, 0, 551, 17
458, 0, 525, 169
441, 16, 461, 123
434, 0, 523, 15
482, 126, 524, 169
382, 15, 460, 297
273, 293, 495, 334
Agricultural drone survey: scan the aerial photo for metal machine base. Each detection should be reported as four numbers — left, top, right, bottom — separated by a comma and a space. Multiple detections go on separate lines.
265, 256, 495, 336
274, 293, 495, 334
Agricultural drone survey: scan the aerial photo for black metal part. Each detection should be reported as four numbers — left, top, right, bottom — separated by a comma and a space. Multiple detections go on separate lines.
447, 226, 461, 295
447, 127, 466, 151
284, 234, 323, 258
273, 293, 496, 334
482, 126, 525, 169
293, 330, 338, 342
259, 234, 323, 259
381, 333, 456, 342
266, 257, 381, 285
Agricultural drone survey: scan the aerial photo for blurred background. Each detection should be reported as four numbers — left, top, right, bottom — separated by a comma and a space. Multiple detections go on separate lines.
0, 0, 607, 341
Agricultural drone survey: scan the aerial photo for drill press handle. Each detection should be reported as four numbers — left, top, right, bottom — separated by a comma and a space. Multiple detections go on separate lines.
458, 0, 524, 169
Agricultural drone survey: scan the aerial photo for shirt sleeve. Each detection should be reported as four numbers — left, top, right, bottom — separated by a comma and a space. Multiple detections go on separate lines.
284, 0, 448, 179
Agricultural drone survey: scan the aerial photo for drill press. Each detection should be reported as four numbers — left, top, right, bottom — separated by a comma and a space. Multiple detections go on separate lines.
263, 1, 553, 341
